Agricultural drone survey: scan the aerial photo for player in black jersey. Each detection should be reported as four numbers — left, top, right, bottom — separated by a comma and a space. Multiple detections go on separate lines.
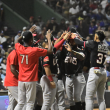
73, 30, 107, 110
40, 31, 70, 110
51, 49, 66, 110
54, 33, 86, 110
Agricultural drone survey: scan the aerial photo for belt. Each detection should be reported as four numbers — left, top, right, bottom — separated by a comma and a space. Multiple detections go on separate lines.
52, 74, 58, 78
65, 74, 75, 78
94, 67, 100, 69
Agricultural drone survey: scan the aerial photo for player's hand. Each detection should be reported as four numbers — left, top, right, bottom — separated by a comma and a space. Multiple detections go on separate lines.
60, 31, 67, 38
63, 32, 71, 40
64, 43, 72, 52
50, 81, 56, 88
46, 29, 52, 40
29, 25, 37, 33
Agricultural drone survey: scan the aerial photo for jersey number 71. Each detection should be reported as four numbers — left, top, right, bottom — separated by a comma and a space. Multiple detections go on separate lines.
20, 54, 28, 64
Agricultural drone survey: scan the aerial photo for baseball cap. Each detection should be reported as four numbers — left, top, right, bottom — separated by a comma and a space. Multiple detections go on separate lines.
51, 17, 55, 20
23, 27, 27, 30
78, 17, 83, 21
22, 31, 33, 43
18, 31, 21, 34
83, 11, 87, 16
65, 20, 69, 24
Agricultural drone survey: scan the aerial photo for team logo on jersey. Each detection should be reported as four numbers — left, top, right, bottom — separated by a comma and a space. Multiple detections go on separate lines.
44, 56, 49, 62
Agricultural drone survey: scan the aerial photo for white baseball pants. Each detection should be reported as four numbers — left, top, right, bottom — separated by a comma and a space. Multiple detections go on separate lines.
86, 67, 106, 110
65, 73, 86, 106
14, 81, 36, 110
40, 75, 57, 110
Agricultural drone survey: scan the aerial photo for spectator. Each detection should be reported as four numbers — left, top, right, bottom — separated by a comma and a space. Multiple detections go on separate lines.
93, 5, 105, 15
21, 26, 27, 36
105, 25, 110, 41
1, 58, 6, 75
56, 0, 64, 13
56, 31, 63, 38
77, 18, 89, 38
89, 21, 97, 39
46, 20, 50, 29
34, 20, 42, 35
95, 8, 105, 20
65, 20, 70, 31
70, 0, 76, 5
14, 31, 21, 41
49, 0, 57, 10
89, 1, 98, 10
69, 3, 80, 21
37, 16, 44, 28
0, 30, 6, 44
59, 19, 66, 31
106, 10, 110, 20
47, 17, 59, 36
0, 52, 2, 63
62, 0, 70, 18
0, 65, 5, 90
3, 26, 8, 36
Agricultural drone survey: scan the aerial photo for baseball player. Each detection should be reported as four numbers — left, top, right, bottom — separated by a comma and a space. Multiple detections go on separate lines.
64, 37, 85, 110
32, 42, 43, 110
53, 33, 86, 110
74, 30, 107, 110
14, 27, 53, 110
51, 49, 66, 110
40, 32, 70, 110
4, 49, 19, 110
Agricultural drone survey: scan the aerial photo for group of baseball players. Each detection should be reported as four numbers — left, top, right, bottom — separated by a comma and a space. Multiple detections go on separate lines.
4, 25, 108, 110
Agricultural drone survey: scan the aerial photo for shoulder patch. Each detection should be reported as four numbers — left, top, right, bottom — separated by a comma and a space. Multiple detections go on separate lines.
44, 56, 49, 62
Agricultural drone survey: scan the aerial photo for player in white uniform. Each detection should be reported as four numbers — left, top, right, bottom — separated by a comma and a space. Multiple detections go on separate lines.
74, 30, 107, 110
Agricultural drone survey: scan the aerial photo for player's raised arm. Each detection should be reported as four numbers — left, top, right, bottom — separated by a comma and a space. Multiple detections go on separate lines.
53, 32, 71, 53
14, 25, 37, 44
64, 43, 85, 60
45, 30, 53, 55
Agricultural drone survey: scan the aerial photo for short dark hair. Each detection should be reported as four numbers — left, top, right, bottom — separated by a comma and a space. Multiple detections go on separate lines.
96, 31, 106, 41
22, 31, 33, 43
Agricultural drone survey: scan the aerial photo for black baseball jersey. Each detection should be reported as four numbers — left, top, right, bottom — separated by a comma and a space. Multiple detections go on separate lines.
84, 40, 108, 67
54, 50, 65, 79
38, 57, 43, 80
83, 48, 91, 71
42, 54, 57, 75
61, 46, 85, 75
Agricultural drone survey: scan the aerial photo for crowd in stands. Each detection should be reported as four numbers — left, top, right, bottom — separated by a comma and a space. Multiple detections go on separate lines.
1, 0, 110, 90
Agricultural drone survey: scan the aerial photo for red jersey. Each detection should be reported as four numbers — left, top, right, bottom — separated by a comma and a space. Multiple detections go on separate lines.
4, 49, 18, 86
15, 43, 47, 82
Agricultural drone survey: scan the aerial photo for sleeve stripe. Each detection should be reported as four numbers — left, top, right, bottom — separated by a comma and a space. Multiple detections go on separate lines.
84, 41, 86, 48
43, 64, 50, 67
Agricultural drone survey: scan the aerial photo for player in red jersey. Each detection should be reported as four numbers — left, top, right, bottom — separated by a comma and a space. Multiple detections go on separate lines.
4, 49, 19, 110
14, 26, 53, 110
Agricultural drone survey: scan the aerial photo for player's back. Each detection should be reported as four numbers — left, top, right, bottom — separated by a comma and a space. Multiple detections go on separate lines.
90, 41, 108, 67
15, 43, 47, 82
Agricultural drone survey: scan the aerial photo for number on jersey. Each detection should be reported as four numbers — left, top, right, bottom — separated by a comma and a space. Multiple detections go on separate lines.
97, 53, 106, 64
20, 54, 28, 64
65, 57, 77, 65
